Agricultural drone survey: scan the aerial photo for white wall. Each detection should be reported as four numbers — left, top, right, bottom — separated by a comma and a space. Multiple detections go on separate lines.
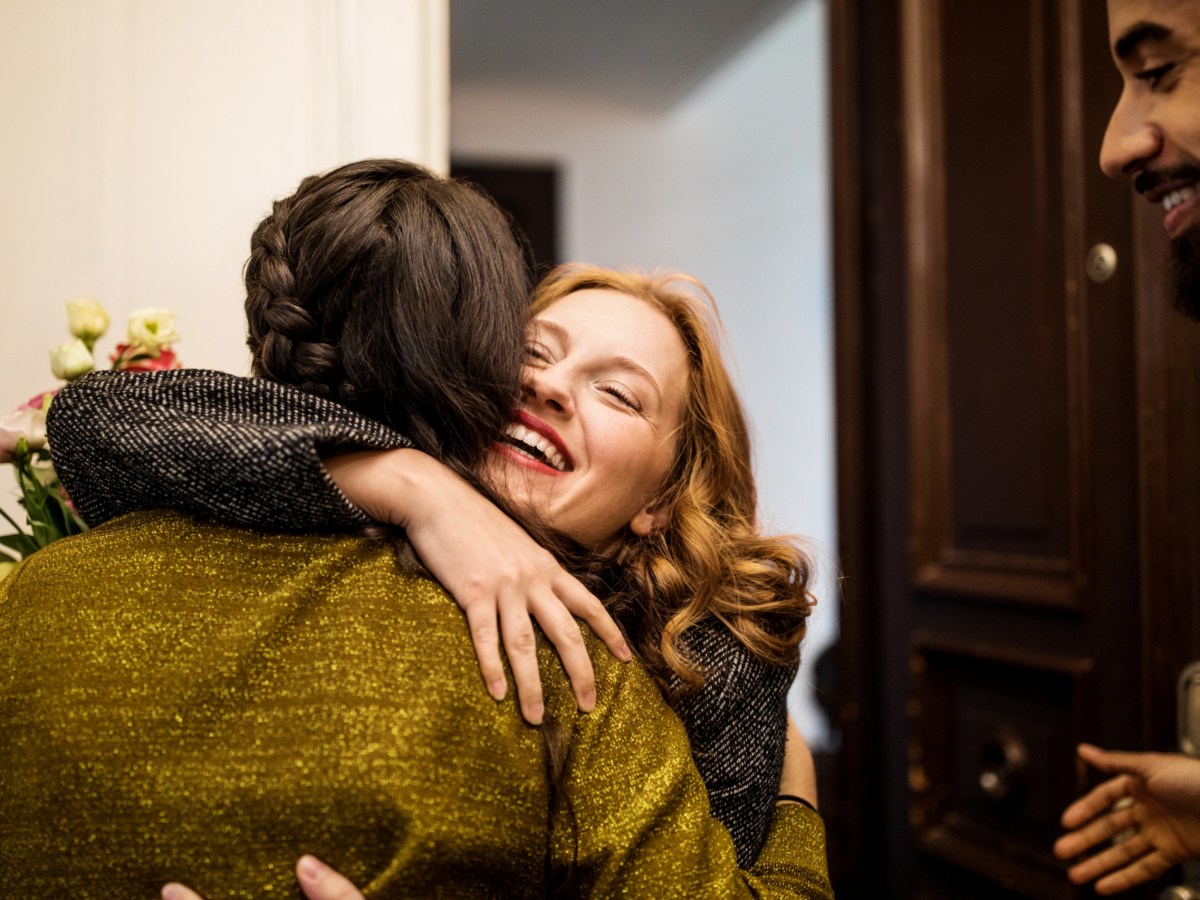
452, 0, 837, 745
0, 0, 447, 526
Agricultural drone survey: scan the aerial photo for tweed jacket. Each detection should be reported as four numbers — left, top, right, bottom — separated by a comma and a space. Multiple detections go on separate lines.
46, 369, 795, 865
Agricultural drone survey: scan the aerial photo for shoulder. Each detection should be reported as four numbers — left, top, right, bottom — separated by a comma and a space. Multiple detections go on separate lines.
540, 626, 675, 735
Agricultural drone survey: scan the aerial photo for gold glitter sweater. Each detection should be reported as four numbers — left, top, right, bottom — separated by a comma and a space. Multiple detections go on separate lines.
48, 369, 796, 865
0, 512, 832, 899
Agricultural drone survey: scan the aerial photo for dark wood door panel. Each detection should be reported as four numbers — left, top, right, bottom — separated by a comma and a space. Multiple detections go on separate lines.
909, 637, 1095, 900
828, 0, 1177, 896
898, 1, 1141, 895
903, 0, 1130, 614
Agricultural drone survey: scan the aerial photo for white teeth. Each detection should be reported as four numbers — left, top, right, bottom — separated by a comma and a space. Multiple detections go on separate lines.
1163, 186, 1196, 212
503, 423, 568, 471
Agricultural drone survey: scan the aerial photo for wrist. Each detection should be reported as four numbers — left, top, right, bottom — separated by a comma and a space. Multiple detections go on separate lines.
324, 448, 428, 528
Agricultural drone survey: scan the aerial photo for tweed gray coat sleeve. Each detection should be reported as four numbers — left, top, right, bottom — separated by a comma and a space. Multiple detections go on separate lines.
45, 369, 410, 531
671, 620, 796, 867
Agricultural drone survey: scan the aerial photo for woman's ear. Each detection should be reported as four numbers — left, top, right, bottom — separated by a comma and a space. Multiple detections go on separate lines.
629, 503, 671, 537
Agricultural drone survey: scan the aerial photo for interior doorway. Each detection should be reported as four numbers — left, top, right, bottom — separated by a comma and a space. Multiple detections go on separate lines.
448, 0, 840, 745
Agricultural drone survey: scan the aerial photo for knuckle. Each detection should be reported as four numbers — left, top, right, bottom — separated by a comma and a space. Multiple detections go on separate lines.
557, 626, 585, 649
471, 621, 498, 644
507, 629, 537, 655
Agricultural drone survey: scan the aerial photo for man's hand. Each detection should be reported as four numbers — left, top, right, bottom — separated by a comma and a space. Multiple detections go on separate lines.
1054, 744, 1200, 894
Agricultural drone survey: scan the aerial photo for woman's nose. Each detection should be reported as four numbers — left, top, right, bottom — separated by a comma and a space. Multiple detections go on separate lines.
1100, 92, 1161, 178
522, 366, 573, 415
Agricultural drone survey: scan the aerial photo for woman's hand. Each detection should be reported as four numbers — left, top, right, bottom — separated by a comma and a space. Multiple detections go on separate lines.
777, 715, 819, 810
162, 855, 362, 900
324, 449, 631, 725
1054, 744, 1200, 894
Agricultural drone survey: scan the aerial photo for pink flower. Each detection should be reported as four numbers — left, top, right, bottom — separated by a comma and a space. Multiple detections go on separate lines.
18, 390, 57, 413
110, 345, 183, 373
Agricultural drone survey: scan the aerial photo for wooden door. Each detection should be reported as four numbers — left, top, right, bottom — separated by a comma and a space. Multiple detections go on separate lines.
828, 0, 1200, 897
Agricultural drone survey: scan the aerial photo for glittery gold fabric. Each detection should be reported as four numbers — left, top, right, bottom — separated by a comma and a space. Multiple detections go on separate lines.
0, 511, 831, 898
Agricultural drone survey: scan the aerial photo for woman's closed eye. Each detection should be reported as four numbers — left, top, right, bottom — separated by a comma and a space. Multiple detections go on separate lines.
600, 383, 642, 412
525, 343, 552, 365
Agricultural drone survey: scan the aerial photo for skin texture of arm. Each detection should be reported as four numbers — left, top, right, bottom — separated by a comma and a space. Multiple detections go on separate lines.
1055, 744, 1200, 894
779, 716, 820, 807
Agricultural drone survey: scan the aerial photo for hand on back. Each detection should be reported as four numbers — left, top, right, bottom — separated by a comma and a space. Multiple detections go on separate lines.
323, 448, 631, 724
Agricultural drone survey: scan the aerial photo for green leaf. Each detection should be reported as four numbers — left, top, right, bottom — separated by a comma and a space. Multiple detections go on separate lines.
0, 532, 38, 557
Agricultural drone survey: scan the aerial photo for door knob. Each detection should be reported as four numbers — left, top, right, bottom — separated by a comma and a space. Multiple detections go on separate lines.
1086, 243, 1118, 283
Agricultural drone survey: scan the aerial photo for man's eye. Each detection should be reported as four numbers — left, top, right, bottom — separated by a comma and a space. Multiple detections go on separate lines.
1135, 62, 1176, 88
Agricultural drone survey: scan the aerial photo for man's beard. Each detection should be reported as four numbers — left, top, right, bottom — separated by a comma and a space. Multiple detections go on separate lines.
1167, 224, 1200, 322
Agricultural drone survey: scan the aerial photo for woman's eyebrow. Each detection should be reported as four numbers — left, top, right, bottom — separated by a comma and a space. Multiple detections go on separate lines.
610, 356, 661, 397
535, 315, 663, 401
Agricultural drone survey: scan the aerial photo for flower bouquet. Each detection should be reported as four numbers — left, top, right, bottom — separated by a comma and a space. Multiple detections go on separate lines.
0, 301, 182, 577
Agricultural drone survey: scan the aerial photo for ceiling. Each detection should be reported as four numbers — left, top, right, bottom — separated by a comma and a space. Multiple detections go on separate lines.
450, 0, 804, 112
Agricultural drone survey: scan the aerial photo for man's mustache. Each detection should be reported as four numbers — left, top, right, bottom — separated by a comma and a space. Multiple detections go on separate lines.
1134, 166, 1200, 195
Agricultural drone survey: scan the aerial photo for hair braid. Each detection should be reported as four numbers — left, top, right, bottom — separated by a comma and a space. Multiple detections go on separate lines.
242, 160, 530, 471
245, 189, 347, 401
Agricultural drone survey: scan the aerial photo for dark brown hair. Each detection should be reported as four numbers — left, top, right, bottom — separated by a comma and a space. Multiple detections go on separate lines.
244, 159, 530, 471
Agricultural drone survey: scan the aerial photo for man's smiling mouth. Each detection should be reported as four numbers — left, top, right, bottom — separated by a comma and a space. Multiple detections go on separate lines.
501, 422, 571, 472
1135, 169, 1200, 237
1163, 185, 1197, 212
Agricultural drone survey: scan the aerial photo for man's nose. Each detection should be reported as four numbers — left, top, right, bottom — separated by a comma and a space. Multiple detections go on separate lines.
1100, 92, 1161, 179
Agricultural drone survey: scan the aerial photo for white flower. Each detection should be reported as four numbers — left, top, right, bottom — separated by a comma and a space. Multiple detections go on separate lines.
65, 298, 110, 344
127, 308, 180, 352
49, 339, 95, 382
0, 403, 47, 463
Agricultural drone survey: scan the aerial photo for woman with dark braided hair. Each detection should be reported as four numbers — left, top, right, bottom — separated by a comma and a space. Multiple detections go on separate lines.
1, 159, 832, 897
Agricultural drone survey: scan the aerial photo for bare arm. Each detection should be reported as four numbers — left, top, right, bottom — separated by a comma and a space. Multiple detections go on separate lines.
778, 716, 819, 809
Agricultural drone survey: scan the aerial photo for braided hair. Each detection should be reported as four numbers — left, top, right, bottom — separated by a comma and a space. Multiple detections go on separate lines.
244, 159, 530, 471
